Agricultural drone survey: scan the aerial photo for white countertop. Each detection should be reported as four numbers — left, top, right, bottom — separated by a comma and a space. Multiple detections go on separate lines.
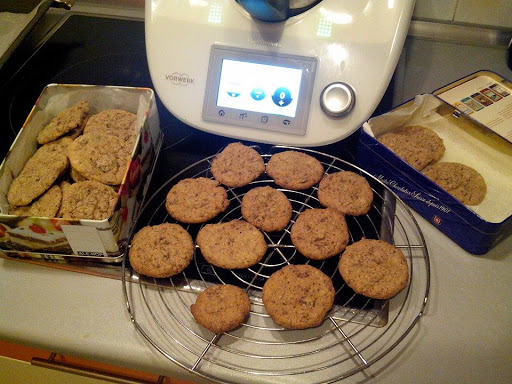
1, 211, 511, 384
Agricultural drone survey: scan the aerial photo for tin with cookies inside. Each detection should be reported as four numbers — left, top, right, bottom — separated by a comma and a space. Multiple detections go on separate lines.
0, 84, 163, 263
357, 70, 512, 255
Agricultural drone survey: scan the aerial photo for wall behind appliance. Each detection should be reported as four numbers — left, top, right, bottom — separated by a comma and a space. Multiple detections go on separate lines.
394, 0, 512, 105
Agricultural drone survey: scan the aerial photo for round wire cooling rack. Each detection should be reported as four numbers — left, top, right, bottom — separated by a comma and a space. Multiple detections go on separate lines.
121, 145, 431, 384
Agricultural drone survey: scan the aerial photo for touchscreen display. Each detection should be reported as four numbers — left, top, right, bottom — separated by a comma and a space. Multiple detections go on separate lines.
216, 59, 303, 118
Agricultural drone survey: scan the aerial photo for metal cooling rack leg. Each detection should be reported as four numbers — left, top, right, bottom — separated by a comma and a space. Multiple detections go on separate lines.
329, 317, 368, 366
191, 333, 222, 371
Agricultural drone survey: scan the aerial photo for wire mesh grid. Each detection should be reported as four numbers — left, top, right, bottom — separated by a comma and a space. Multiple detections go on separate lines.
121, 145, 430, 384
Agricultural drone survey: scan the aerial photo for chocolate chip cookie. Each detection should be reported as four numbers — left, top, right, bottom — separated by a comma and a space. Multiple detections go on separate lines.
11, 185, 62, 217
196, 219, 267, 269
378, 125, 445, 171
241, 186, 292, 232
165, 177, 229, 224
37, 100, 89, 145
129, 222, 194, 278
67, 132, 132, 185
210, 142, 265, 188
7, 140, 69, 206
262, 264, 335, 329
290, 208, 349, 260
59, 180, 118, 220
423, 162, 486, 205
83, 109, 137, 149
190, 284, 251, 334
266, 150, 324, 190
338, 238, 409, 300
318, 171, 374, 216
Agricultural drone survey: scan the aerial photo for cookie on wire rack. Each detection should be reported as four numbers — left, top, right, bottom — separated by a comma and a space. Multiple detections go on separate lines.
190, 284, 251, 334
196, 219, 267, 269
262, 264, 335, 329
129, 222, 194, 278
165, 177, 229, 224
338, 238, 409, 300
290, 208, 349, 260
317, 171, 374, 216
210, 142, 265, 188
241, 186, 292, 232
265, 150, 324, 190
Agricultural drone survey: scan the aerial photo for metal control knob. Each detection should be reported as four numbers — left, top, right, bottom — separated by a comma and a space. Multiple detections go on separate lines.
320, 82, 355, 118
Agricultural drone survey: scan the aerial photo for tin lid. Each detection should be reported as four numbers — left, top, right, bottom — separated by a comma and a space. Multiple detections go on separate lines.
433, 70, 512, 144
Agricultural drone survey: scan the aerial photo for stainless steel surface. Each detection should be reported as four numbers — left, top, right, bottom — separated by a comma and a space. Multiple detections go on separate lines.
122, 146, 430, 384
320, 82, 355, 118
408, 20, 512, 48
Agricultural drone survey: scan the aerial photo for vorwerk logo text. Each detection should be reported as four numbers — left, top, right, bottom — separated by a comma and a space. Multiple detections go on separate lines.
166, 72, 194, 86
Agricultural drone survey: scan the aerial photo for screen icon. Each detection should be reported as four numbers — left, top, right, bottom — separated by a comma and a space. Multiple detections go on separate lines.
272, 87, 293, 107
250, 88, 265, 101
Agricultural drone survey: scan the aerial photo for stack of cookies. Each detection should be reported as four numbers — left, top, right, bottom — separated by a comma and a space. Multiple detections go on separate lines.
377, 125, 486, 205
7, 100, 137, 220
129, 142, 410, 334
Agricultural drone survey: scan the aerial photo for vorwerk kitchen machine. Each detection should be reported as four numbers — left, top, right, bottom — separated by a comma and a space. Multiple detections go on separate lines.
146, 0, 415, 146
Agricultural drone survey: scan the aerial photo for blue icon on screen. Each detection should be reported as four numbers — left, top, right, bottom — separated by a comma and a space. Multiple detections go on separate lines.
227, 91, 240, 97
250, 88, 266, 101
272, 87, 293, 107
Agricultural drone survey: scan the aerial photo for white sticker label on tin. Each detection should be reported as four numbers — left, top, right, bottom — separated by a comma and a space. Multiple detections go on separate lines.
61, 225, 108, 257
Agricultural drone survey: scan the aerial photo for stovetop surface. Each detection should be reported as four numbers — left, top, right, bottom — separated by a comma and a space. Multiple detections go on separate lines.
0, 14, 189, 157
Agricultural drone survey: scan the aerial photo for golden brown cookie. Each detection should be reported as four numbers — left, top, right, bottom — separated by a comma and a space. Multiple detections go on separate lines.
378, 125, 445, 171
290, 208, 349, 260
241, 186, 292, 232
190, 284, 251, 334
8, 205, 31, 216
196, 220, 267, 269
70, 167, 88, 182
266, 150, 324, 190
67, 132, 132, 185
338, 238, 409, 299
317, 171, 374, 216
210, 142, 265, 188
37, 100, 90, 145
165, 177, 229, 224
59, 180, 118, 220
129, 223, 194, 278
262, 264, 335, 329
83, 109, 137, 149
423, 162, 486, 205
11, 185, 62, 217
7, 141, 69, 207
49, 136, 74, 151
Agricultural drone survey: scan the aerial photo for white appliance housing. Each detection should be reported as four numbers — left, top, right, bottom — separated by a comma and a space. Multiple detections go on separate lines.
146, 0, 415, 146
